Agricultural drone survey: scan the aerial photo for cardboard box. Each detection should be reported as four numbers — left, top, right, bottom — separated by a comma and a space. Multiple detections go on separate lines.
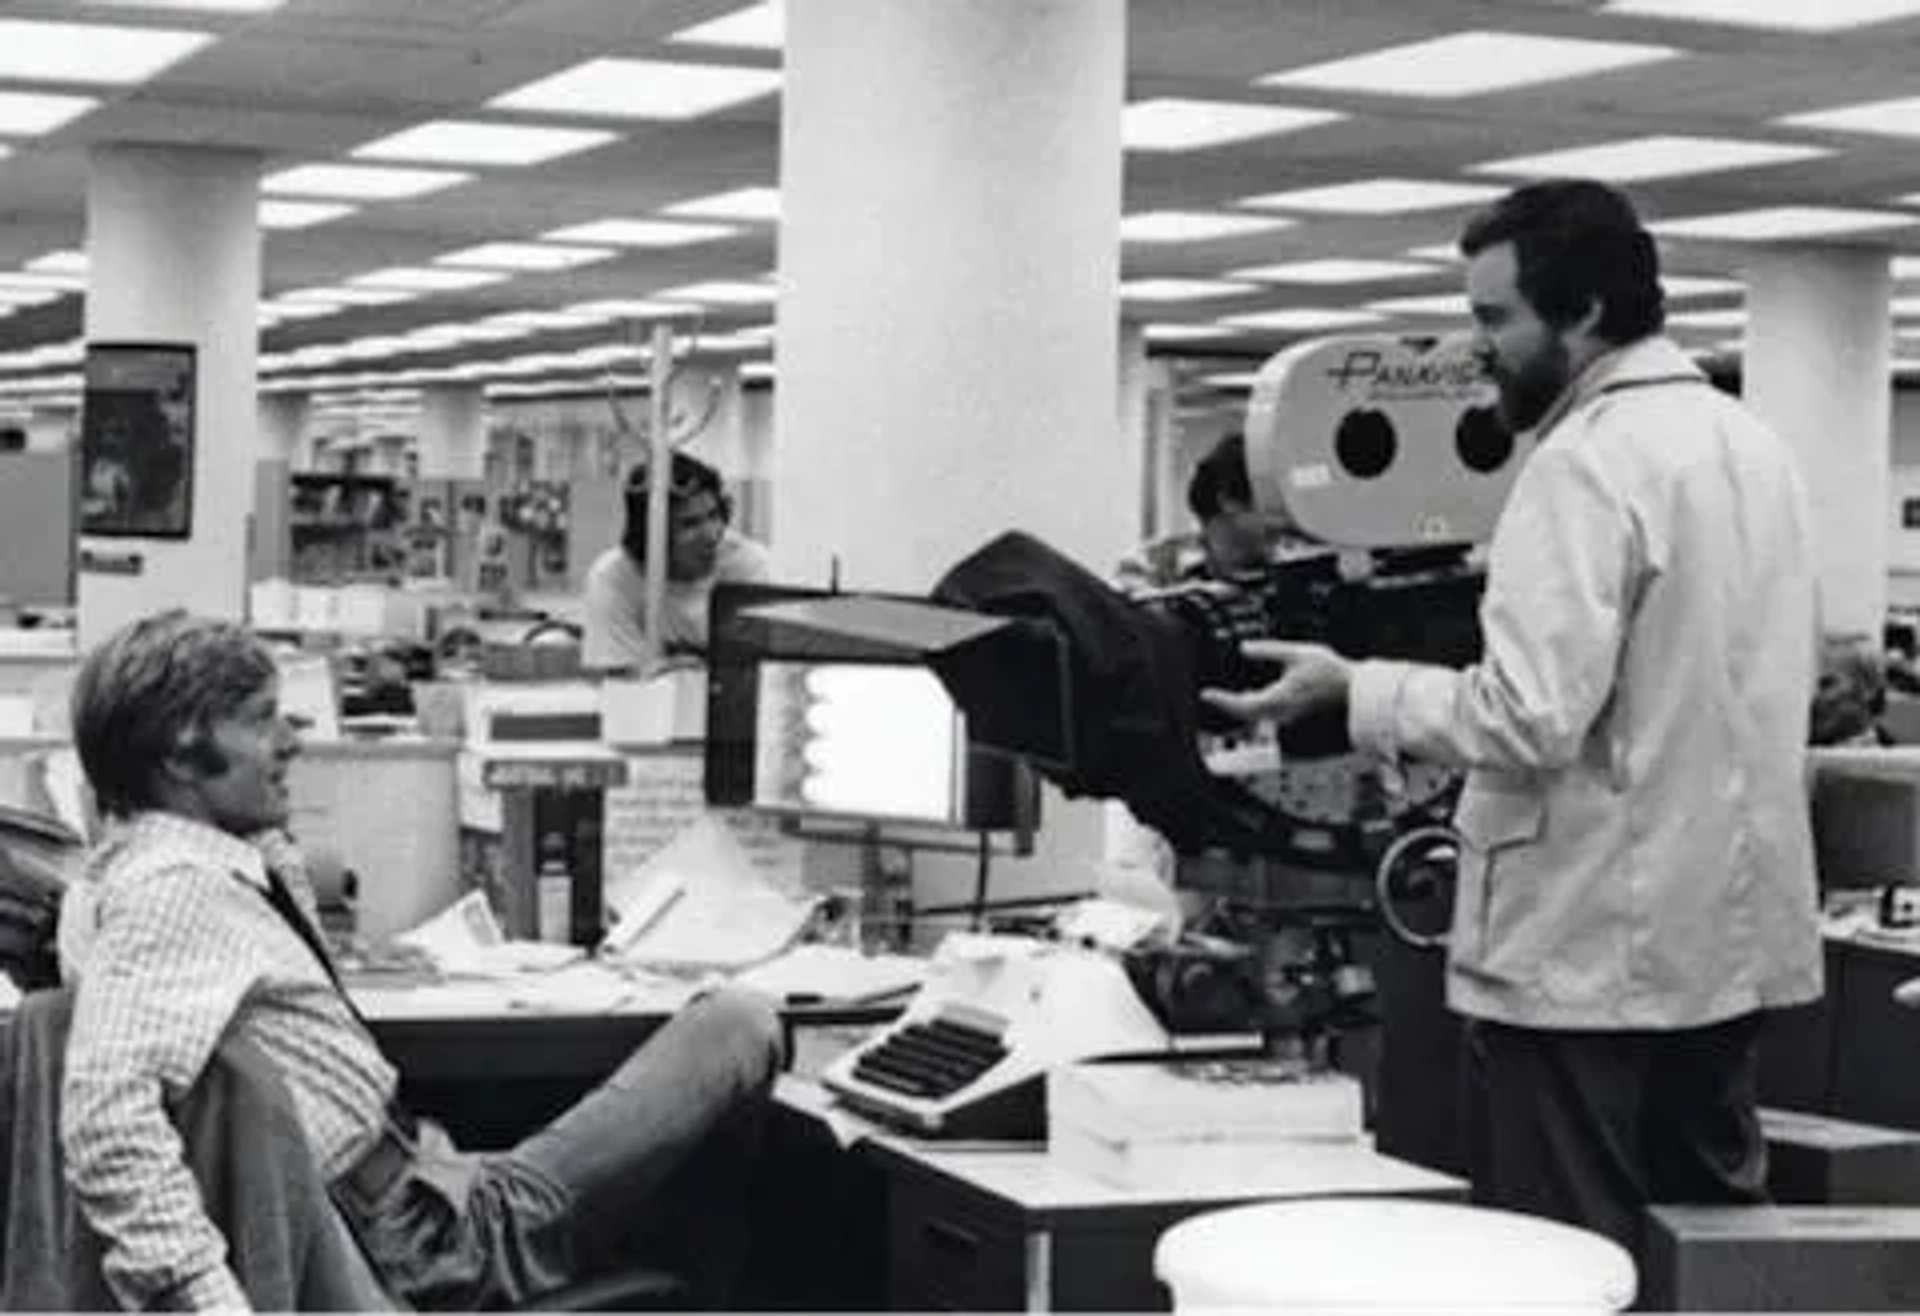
1644, 1204, 1920, 1311
1764, 1107, 1920, 1205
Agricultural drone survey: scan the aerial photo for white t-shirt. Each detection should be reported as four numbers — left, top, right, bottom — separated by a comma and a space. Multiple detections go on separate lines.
579, 532, 772, 670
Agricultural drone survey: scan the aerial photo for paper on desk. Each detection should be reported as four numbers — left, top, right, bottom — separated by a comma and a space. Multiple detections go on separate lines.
0, 975, 20, 1011
600, 815, 819, 971
733, 944, 927, 1004
393, 890, 505, 972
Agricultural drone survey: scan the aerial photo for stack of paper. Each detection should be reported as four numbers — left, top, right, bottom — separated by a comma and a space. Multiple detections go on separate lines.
1049, 1057, 1365, 1189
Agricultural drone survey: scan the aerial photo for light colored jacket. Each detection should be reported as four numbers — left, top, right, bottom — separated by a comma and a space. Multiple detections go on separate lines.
1350, 336, 1822, 1029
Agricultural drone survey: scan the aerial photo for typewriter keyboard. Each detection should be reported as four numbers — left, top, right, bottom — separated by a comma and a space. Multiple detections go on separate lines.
850, 1012, 1010, 1100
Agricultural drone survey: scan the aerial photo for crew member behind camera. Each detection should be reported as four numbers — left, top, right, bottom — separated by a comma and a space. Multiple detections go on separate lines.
1203, 179, 1822, 1258
581, 451, 769, 672
1119, 432, 1283, 591
59, 610, 783, 1310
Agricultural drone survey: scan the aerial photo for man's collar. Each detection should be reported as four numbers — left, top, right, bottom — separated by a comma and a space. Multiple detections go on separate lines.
114, 811, 272, 890
1535, 335, 1703, 437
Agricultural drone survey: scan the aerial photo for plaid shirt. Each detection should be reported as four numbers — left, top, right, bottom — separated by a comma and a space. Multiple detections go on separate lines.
60, 813, 398, 1312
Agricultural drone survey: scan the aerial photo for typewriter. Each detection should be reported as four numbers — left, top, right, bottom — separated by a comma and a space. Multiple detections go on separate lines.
820, 933, 1224, 1139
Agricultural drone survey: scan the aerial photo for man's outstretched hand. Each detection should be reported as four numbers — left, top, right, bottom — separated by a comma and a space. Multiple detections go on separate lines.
1200, 639, 1354, 726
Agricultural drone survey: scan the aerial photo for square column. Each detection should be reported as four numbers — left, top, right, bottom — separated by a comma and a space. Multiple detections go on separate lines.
80, 143, 261, 646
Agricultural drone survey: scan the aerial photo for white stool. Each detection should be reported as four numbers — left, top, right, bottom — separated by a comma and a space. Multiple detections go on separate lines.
1154, 1197, 1637, 1310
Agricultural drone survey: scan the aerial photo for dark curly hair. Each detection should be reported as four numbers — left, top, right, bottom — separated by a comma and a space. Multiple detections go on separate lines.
1460, 179, 1665, 345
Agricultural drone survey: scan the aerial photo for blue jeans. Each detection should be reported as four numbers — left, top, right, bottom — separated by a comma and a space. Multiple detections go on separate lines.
342, 987, 784, 1309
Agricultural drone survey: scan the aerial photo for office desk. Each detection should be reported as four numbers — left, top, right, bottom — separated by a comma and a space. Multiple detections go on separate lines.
349, 971, 902, 1148
775, 1079, 1467, 1313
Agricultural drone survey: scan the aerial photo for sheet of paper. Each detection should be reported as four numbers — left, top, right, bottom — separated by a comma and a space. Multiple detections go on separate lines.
275, 653, 341, 741
602, 750, 806, 895
733, 943, 927, 1004
392, 890, 505, 971
601, 815, 819, 971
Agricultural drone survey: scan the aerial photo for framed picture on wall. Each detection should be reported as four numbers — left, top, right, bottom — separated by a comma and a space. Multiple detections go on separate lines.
79, 341, 196, 539
1904, 497, 1920, 531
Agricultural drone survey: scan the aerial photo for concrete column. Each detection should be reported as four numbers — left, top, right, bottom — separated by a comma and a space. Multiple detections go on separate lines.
80, 144, 260, 648
731, 384, 775, 543
774, 0, 1129, 910
25, 406, 74, 453
1117, 319, 1157, 545
257, 391, 308, 466
773, 0, 1130, 591
416, 382, 485, 480
1743, 247, 1893, 639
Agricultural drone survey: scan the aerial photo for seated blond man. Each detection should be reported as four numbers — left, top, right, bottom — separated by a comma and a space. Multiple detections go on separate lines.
60, 609, 782, 1310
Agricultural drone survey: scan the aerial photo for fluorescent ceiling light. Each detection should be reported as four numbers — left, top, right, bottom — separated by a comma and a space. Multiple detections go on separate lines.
1366, 294, 1472, 316
79, 0, 283, 10
655, 280, 778, 305
1142, 323, 1236, 341
481, 310, 604, 331
439, 322, 529, 343
670, 1, 784, 49
741, 361, 776, 381
349, 267, 510, 292
1473, 135, 1830, 182
1649, 207, 1918, 240
665, 187, 781, 221
1120, 279, 1258, 302
1121, 98, 1343, 151
264, 164, 470, 200
28, 251, 86, 275
435, 242, 615, 272
1231, 258, 1440, 284
1121, 211, 1293, 243
543, 218, 734, 247
0, 91, 97, 136
564, 298, 701, 319
1661, 275, 1745, 298
1222, 308, 1388, 331
259, 200, 357, 230
277, 285, 416, 306
1405, 243, 1462, 263
1242, 178, 1504, 215
1604, 0, 1920, 30
1666, 308, 1748, 329
1201, 373, 1261, 390
0, 288, 59, 307
0, 19, 213, 84
489, 59, 781, 121
1893, 295, 1920, 316
1894, 256, 1920, 279
0, 268, 81, 288
257, 301, 335, 320
1779, 96, 1920, 139
1256, 31, 1678, 99
354, 120, 618, 167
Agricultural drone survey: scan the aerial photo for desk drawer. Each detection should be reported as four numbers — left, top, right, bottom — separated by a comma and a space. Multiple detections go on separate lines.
887, 1175, 1027, 1311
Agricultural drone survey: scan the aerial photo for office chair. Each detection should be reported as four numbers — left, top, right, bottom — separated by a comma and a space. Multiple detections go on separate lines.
1, 988, 396, 1310
0, 805, 81, 992
0, 808, 687, 1309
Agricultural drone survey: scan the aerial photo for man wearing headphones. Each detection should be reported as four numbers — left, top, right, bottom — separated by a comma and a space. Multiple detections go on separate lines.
581, 452, 770, 672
